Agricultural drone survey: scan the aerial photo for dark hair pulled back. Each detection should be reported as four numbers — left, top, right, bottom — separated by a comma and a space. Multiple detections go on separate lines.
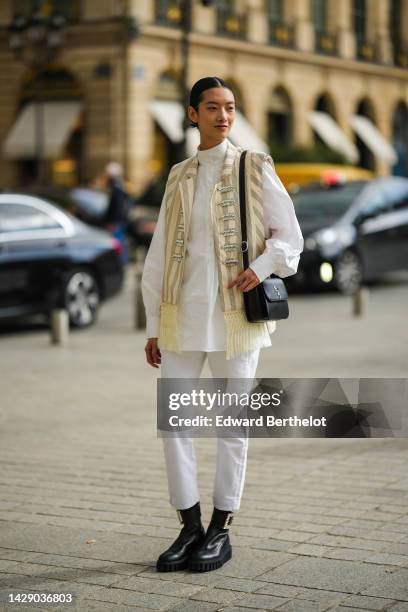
188, 76, 234, 129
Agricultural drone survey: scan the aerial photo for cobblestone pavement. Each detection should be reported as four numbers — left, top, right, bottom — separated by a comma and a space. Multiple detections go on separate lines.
0, 265, 407, 611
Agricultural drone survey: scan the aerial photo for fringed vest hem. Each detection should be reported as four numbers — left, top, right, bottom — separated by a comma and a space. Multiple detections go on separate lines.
158, 301, 276, 360
159, 302, 182, 354
224, 310, 271, 360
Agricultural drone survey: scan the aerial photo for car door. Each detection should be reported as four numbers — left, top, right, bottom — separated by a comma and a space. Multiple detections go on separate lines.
0, 200, 71, 317
380, 180, 408, 271
354, 186, 398, 278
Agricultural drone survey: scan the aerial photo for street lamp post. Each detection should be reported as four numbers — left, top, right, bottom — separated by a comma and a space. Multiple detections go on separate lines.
178, 0, 214, 162
179, 0, 192, 163
8, 10, 66, 186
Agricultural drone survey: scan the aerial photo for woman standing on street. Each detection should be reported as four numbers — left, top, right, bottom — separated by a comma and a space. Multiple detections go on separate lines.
142, 77, 303, 572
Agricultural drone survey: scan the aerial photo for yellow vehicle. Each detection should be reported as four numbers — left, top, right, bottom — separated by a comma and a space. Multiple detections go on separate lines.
274, 163, 375, 192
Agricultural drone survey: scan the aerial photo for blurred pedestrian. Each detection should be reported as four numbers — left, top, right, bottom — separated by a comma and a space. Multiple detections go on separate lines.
142, 76, 304, 573
101, 161, 130, 265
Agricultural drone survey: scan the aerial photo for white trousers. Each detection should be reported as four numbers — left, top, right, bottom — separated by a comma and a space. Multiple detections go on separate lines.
160, 348, 260, 512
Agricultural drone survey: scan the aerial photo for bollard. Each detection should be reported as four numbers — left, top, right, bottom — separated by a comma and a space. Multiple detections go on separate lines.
352, 286, 369, 317
50, 309, 69, 345
134, 262, 146, 330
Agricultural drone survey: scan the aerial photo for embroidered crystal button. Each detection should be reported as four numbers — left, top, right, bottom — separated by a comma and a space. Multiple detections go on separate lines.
223, 229, 236, 236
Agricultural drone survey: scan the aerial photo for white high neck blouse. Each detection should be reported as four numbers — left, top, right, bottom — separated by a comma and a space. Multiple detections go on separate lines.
178, 138, 229, 350
142, 138, 304, 353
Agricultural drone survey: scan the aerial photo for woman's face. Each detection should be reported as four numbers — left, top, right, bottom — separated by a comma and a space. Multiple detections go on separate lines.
188, 87, 235, 140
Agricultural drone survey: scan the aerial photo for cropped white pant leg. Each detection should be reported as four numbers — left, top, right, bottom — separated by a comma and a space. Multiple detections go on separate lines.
160, 348, 260, 512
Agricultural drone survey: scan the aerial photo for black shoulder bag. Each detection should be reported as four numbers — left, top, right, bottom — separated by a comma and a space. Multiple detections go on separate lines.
239, 149, 289, 322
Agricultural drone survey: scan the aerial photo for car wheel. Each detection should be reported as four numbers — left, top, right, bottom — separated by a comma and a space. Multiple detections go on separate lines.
334, 250, 364, 295
62, 268, 100, 328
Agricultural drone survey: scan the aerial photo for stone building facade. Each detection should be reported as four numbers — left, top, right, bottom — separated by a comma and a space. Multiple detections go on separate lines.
0, 0, 407, 193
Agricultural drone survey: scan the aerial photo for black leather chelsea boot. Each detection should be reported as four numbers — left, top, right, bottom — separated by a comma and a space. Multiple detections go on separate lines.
188, 507, 234, 572
156, 501, 205, 572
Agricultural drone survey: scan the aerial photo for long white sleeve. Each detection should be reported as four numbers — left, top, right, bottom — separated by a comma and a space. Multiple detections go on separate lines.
141, 189, 166, 339
249, 160, 304, 282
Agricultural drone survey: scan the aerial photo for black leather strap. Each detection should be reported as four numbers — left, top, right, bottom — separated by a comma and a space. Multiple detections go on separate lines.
238, 149, 289, 322
239, 149, 249, 269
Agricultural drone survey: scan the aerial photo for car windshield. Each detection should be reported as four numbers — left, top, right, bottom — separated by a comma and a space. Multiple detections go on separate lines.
292, 182, 366, 221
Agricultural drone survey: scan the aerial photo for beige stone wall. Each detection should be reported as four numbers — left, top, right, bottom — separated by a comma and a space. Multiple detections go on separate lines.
130, 39, 407, 183
0, 2, 12, 25
0, 43, 125, 187
0, 0, 407, 190
82, 0, 118, 20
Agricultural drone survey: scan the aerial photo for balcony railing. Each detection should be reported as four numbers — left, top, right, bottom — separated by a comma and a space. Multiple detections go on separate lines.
155, 1, 182, 28
315, 30, 337, 56
15, 0, 80, 23
216, 8, 247, 39
356, 39, 379, 63
268, 21, 295, 48
393, 41, 408, 68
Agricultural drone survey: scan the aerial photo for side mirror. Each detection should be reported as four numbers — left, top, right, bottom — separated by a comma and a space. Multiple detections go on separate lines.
354, 209, 379, 225
354, 212, 366, 226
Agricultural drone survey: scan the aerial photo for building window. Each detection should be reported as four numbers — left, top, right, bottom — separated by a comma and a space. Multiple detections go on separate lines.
313, 0, 326, 34
390, 0, 407, 68
155, 0, 182, 27
12, 68, 84, 187
353, 0, 366, 44
14, 0, 80, 22
216, 0, 247, 39
266, 0, 294, 47
392, 103, 408, 175
353, 0, 376, 62
267, 0, 282, 23
313, 0, 336, 55
267, 87, 292, 147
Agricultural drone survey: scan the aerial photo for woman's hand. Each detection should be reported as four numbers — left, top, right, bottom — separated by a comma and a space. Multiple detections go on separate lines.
145, 338, 161, 368
227, 267, 260, 292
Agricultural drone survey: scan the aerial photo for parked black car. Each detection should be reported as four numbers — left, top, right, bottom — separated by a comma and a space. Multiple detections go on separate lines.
0, 194, 124, 328
20, 185, 159, 256
289, 176, 408, 294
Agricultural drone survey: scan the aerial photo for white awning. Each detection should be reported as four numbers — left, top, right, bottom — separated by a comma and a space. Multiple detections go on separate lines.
350, 114, 398, 165
309, 110, 359, 163
149, 99, 269, 155
148, 99, 185, 143
228, 110, 269, 153
3, 101, 82, 159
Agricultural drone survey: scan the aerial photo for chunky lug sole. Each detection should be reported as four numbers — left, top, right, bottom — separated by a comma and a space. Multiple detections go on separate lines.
188, 545, 232, 572
156, 556, 189, 572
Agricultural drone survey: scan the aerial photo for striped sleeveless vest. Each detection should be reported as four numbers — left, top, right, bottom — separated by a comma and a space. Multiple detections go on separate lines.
159, 139, 276, 360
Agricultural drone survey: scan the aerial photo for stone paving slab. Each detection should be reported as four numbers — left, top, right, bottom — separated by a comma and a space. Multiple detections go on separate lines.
0, 266, 407, 610
338, 594, 398, 609
360, 568, 408, 600
257, 557, 397, 594
387, 604, 408, 612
